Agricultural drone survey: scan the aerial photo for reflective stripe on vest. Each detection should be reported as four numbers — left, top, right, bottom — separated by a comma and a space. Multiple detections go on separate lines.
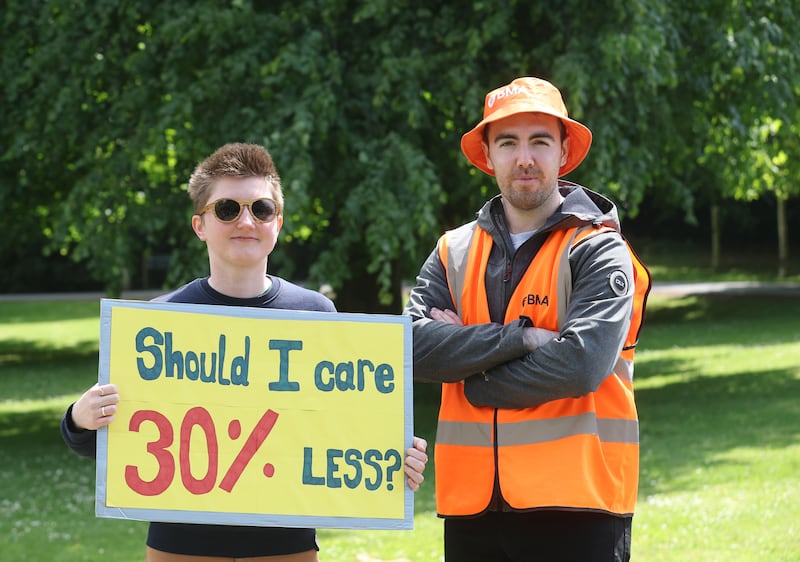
433, 222, 650, 517
437, 413, 640, 446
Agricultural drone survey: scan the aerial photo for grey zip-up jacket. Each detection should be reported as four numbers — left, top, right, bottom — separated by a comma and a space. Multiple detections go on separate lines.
403, 181, 635, 409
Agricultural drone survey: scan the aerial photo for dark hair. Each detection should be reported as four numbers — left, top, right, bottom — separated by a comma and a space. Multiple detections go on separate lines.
187, 143, 283, 213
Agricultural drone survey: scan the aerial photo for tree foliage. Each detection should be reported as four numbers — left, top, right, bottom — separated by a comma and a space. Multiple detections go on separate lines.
1, 0, 797, 306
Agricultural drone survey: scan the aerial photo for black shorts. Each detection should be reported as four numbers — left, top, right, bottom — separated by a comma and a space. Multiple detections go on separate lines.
444, 510, 631, 562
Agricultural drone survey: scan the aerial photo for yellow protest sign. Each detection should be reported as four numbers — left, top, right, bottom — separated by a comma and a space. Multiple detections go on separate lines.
95, 299, 413, 530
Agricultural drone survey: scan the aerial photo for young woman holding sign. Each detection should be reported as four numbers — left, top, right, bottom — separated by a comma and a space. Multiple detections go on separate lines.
61, 143, 428, 562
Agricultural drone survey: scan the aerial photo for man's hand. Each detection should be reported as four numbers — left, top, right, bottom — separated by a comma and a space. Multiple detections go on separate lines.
522, 327, 560, 351
429, 307, 463, 325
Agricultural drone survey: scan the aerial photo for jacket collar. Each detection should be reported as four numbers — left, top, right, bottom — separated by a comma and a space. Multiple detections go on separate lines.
476, 180, 622, 238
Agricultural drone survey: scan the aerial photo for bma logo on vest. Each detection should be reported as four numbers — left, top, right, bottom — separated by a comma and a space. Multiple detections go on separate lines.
521, 293, 549, 307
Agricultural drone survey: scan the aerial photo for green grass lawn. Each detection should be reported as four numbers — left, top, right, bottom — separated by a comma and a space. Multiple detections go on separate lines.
633, 294, 800, 561
2, 291, 800, 561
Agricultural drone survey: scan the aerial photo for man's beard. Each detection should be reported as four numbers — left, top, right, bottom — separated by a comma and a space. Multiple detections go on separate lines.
503, 183, 557, 211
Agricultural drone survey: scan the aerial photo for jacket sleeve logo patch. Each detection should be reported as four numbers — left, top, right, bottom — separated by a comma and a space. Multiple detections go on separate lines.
609, 271, 629, 296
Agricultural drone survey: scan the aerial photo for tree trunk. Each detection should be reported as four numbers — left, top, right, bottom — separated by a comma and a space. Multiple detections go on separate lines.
776, 194, 788, 278
710, 204, 720, 270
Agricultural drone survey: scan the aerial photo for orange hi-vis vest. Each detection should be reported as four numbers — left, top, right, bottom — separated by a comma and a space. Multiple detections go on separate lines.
434, 222, 651, 517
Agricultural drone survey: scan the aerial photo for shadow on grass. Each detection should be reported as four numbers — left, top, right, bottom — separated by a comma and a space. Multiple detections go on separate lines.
0, 343, 98, 400
637, 364, 800, 498
635, 294, 800, 497
1, 302, 100, 400
638, 295, 800, 355
1, 310, 100, 402
0, 337, 98, 363
0, 406, 66, 446
0, 300, 100, 324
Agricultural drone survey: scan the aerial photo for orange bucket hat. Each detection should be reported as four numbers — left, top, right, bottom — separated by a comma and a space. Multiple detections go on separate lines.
460, 77, 593, 177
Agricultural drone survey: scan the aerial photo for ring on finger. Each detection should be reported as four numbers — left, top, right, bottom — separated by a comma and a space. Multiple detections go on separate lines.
101, 406, 107, 417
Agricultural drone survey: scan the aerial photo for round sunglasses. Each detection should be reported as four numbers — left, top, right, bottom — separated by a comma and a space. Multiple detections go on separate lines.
199, 197, 281, 223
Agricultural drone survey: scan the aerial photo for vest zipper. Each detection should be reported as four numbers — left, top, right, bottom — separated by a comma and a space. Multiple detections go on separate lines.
492, 407, 501, 508
503, 258, 512, 283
